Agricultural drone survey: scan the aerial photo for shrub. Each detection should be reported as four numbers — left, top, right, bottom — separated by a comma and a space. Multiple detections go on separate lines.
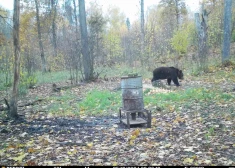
170, 23, 195, 55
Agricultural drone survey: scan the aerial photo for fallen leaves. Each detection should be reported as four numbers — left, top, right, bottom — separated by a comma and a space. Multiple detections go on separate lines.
131, 129, 140, 137
86, 142, 93, 149
183, 158, 194, 164
1, 75, 235, 166
27, 148, 36, 153
12, 152, 28, 163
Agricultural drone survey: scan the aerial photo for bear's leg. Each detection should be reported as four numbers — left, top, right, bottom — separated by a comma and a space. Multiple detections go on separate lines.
172, 78, 180, 86
167, 78, 171, 85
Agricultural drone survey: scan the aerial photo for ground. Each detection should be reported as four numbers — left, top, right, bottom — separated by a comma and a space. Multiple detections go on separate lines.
0, 70, 235, 166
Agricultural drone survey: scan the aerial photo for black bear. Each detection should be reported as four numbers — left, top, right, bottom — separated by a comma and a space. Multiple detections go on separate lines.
151, 67, 183, 86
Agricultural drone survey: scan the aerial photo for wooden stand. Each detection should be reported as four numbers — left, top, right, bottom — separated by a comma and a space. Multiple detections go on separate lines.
119, 107, 151, 129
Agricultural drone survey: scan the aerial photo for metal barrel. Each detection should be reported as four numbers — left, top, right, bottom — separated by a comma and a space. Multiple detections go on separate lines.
121, 76, 144, 111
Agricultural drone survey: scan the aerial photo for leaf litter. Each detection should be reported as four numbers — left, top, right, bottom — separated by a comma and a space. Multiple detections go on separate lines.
0, 77, 235, 166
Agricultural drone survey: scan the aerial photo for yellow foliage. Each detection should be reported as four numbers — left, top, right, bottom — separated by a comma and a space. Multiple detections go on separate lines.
174, 116, 185, 123
47, 53, 66, 71
28, 148, 36, 153
130, 135, 137, 140
171, 22, 195, 55
183, 158, 194, 164
112, 162, 118, 166
129, 139, 134, 146
13, 153, 28, 163
131, 129, 140, 137
87, 142, 93, 148
20, 11, 36, 49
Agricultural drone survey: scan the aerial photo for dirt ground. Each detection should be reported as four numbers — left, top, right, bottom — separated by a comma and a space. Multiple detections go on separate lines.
0, 77, 235, 166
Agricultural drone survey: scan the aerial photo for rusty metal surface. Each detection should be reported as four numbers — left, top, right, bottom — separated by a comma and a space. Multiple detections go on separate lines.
122, 98, 144, 111
122, 89, 143, 99
121, 76, 144, 111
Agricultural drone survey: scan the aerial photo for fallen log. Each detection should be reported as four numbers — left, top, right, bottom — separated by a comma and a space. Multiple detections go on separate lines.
52, 83, 82, 92
0, 98, 44, 111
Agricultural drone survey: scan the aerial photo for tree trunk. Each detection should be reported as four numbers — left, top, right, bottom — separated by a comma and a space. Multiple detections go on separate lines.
195, 5, 209, 71
35, 0, 47, 73
65, 0, 73, 24
140, 0, 145, 65
175, 0, 180, 29
222, 0, 232, 63
79, 0, 93, 81
51, 0, 58, 57
73, 0, 83, 82
9, 0, 21, 119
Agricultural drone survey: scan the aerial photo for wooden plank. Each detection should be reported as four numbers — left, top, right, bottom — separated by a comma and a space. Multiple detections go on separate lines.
121, 118, 147, 125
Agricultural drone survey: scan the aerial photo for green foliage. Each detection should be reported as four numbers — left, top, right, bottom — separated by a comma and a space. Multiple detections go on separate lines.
104, 30, 123, 60
144, 88, 151, 94
170, 23, 194, 55
207, 1, 223, 47
232, 30, 235, 42
36, 70, 70, 84
19, 72, 38, 96
20, 72, 37, 88
208, 18, 223, 47
205, 127, 215, 140
106, 6, 126, 29
47, 89, 121, 117
47, 53, 66, 72
47, 92, 78, 116
78, 89, 121, 116
0, 73, 12, 91
144, 87, 235, 112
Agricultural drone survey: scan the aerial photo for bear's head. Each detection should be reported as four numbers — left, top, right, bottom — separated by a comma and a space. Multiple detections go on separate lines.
177, 70, 184, 79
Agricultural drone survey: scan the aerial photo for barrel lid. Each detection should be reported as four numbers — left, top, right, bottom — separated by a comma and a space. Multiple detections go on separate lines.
121, 73, 141, 79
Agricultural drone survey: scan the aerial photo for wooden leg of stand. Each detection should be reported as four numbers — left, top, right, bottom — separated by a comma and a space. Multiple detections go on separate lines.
127, 112, 130, 129
119, 108, 122, 123
147, 111, 151, 128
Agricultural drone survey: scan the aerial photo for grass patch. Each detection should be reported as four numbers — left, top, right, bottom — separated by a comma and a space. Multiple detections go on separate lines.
36, 70, 71, 84
78, 89, 121, 116
0, 70, 71, 92
48, 102, 79, 117
47, 91, 78, 116
0, 73, 12, 91
205, 126, 216, 140
46, 87, 235, 117
46, 89, 121, 117
144, 87, 235, 113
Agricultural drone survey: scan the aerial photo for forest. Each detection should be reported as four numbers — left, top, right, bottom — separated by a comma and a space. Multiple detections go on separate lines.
0, 0, 235, 166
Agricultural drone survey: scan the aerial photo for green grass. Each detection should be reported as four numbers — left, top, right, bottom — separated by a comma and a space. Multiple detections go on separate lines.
0, 70, 71, 92
36, 70, 71, 84
48, 102, 79, 117
78, 89, 121, 116
48, 91, 77, 101
144, 87, 235, 113
45, 86, 235, 117
46, 89, 121, 117
205, 126, 216, 140
47, 91, 78, 116
0, 72, 12, 91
